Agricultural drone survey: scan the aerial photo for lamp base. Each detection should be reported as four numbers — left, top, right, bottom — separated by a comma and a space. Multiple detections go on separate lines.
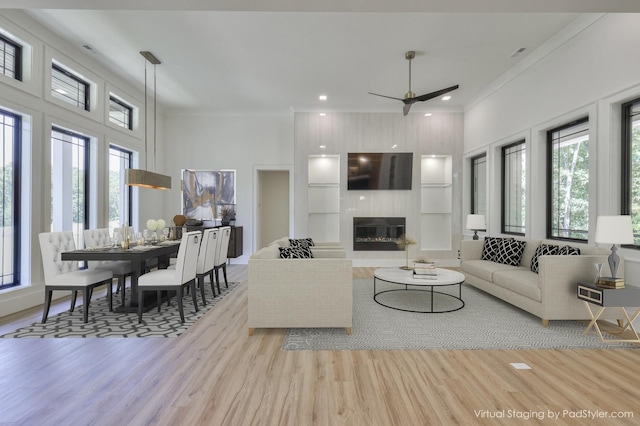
472, 230, 479, 240
608, 244, 621, 279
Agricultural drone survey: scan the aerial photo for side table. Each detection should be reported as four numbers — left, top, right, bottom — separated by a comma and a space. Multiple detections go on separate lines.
577, 282, 640, 343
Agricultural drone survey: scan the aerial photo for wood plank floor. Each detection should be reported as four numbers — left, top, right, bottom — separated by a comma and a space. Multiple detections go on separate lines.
1, 265, 639, 425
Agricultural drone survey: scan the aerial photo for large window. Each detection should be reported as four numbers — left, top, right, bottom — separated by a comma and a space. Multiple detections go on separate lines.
502, 141, 526, 235
50, 127, 90, 250
109, 145, 133, 233
622, 98, 640, 246
547, 118, 589, 241
51, 64, 90, 111
0, 109, 21, 289
471, 154, 487, 215
109, 96, 133, 130
0, 34, 21, 81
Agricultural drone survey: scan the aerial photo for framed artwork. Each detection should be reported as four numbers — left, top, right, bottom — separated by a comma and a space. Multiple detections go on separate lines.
182, 169, 236, 219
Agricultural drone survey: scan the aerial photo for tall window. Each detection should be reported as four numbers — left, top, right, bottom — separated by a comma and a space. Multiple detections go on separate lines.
109, 96, 133, 130
51, 64, 90, 111
502, 141, 526, 235
547, 118, 589, 241
622, 98, 640, 246
109, 145, 132, 233
0, 34, 21, 81
51, 127, 90, 251
471, 154, 487, 215
0, 109, 20, 289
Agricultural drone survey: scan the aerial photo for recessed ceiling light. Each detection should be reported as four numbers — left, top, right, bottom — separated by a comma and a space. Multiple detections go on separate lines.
442, 96, 451, 101
54, 89, 67, 94
424, 113, 432, 117
391, 144, 398, 149
319, 95, 327, 101
319, 112, 326, 117
319, 145, 326, 150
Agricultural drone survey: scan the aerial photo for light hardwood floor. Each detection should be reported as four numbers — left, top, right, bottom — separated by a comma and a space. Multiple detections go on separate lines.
1, 265, 639, 425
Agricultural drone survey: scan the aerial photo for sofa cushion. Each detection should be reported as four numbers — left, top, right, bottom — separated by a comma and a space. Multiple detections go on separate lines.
460, 259, 521, 283
495, 238, 526, 266
558, 245, 581, 256
530, 243, 559, 273
279, 246, 314, 259
492, 269, 541, 301
251, 245, 280, 259
481, 237, 503, 261
289, 238, 314, 248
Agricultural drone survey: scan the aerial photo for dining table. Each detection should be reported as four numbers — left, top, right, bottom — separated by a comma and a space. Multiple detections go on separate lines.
61, 241, 181, 313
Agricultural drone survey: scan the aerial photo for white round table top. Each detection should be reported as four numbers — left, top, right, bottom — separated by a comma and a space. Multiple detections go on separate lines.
374, 267, 465, 286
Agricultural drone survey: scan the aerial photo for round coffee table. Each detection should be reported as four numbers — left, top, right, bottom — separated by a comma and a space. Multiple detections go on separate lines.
373, 267, 465, 313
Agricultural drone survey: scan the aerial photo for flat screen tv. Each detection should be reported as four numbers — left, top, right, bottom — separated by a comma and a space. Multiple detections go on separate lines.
347, 152, 413, 190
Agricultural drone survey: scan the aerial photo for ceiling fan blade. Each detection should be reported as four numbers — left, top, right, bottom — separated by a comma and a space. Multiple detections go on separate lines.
412, 85, 460, 103
403, 103, 412, 116
368, 92, 404, 101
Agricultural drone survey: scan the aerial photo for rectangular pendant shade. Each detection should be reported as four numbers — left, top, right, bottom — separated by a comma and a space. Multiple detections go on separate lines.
125, 169, 171, 190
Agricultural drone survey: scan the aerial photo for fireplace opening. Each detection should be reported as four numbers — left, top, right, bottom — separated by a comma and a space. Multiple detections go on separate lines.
353, 217, 406, 251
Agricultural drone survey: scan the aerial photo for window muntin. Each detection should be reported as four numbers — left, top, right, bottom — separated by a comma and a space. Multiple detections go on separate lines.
0, 109, 21, 289
51, 64, 90, 111
50, 127, 90, 253
622, 98, 640, 246
471, 154, 487, 215
109, 145, 133, 233
109, 96, 133, 130
547, 118, 589, 241
0, 34, 21, 81
502, 141, 526, 235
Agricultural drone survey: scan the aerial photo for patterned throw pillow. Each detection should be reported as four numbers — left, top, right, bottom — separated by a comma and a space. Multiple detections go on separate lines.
530, 243, 559, 273
558, 245, 581, 256
481, 237, 503, 261
279, 246, 314, 259
495, 238, 527, 266
289, 238, 315, 248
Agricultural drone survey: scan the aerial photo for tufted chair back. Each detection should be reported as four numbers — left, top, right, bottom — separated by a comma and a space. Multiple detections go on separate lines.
83, 228, 112, 268
39, 231, 79, 282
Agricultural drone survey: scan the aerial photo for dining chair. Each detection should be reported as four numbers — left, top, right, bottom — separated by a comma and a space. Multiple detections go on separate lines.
83, 228, 132, 306
137, 231, 201, 324
38, 231, 114, 323
196, 228, 219, 303
213, 226, 231, 293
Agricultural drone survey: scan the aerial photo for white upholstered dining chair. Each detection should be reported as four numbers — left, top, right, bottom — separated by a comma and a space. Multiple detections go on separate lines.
137, 231, 201, 323
38, 231, 114, 323
213, 226, 231, 293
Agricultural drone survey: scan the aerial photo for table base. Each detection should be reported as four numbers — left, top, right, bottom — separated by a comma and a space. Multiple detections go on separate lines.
374, 277, 465, 313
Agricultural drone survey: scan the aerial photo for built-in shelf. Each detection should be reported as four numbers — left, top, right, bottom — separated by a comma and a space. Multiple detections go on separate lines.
308, 155, 340, 242
420, 155, 452, 250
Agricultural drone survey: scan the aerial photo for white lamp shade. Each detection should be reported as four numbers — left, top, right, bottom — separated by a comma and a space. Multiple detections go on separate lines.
466, 214, 486, 231
594, 215, 634, 245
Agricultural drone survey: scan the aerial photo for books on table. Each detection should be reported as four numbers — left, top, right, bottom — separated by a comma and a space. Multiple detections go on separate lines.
597, 276, 625, 289
413, 262, 437, 280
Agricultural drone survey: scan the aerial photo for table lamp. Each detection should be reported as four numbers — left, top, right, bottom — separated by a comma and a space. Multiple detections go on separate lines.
466, 214, 486, 240
594, 215, 634, 279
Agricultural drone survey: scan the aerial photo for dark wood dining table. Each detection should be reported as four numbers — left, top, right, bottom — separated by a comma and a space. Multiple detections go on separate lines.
61, 242, 181, 312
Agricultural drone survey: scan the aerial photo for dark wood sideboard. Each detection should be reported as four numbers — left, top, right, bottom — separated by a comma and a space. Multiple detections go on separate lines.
185, 225, 243, 259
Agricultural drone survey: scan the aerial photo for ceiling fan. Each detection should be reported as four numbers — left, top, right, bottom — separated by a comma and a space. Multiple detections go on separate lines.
368, 51, 459, 116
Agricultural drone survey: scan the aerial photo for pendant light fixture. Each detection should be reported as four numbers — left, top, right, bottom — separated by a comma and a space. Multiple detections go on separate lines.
125, 50, 172, 190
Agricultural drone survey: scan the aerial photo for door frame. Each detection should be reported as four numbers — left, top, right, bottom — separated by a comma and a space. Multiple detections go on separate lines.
253, 165, 294, 251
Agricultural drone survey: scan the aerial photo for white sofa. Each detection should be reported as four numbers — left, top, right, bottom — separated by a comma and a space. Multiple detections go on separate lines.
460, 237, 620, 326
248, 239, 353, 335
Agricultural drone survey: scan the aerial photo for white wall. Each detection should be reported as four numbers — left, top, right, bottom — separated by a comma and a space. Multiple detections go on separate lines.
463, 13, 640, 280
161, 112, 295, 262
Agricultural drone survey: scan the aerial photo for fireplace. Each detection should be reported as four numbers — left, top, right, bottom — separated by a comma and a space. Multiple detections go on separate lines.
353, 217, 406, 251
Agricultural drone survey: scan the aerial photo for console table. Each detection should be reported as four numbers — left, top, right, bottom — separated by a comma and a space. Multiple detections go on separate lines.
577, 282, 640, 343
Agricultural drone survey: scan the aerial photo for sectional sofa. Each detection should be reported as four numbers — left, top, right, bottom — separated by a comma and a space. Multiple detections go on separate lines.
460, 237, 620, 326
247, 239, 353, 335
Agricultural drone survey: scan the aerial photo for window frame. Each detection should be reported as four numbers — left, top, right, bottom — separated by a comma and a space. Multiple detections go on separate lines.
621, 97, 640, 248
546, 117, 590, 242
0, 108, 21, 289
0, 33, 22, 81
51, 63, 90, 111
108, 144, 133, 229
471, 153, 487, 215
501, 140, 526, 236
109, 96, 133, 130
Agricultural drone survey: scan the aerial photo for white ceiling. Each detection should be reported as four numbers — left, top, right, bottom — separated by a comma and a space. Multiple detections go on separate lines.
15, 2, 640, 114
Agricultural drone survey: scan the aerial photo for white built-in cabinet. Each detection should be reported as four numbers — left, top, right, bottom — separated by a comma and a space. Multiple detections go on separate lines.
308, 155, 340, 242
420, 155, 452, 250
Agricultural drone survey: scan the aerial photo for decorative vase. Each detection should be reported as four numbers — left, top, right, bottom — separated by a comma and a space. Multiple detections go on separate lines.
173, 214, 186, 227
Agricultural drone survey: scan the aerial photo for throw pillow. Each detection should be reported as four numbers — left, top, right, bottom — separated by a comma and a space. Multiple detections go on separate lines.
495, 238, 527, 266
530, 243, 559, 274
289, 238, 315, 248
279, 246, 314, 259
558, 245, 581, 256
481, 237, 503, 261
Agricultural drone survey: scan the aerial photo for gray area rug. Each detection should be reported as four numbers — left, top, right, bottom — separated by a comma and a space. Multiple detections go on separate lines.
1, 280, 238, 338
282, 279, 640, 350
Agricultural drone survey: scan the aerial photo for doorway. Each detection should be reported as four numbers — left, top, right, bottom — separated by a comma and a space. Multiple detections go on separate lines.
256, 168, 291, 249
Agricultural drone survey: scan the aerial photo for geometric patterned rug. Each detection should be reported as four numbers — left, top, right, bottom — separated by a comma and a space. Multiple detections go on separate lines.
282, 279, 640, 351
0, 280, 239, 338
